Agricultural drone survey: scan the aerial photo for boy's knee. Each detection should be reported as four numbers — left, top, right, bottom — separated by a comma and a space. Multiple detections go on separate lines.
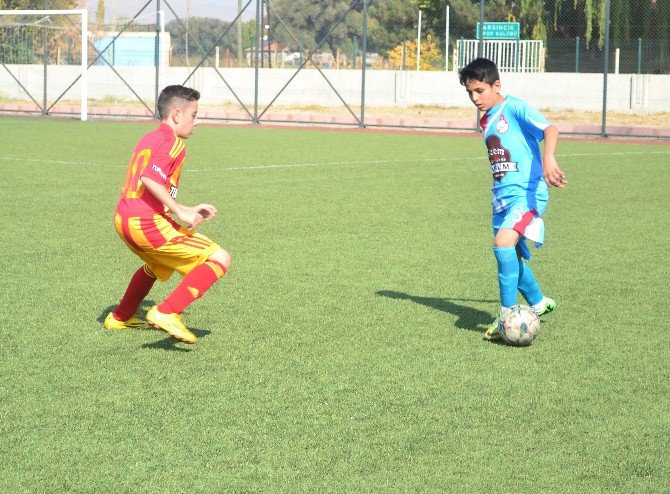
494, 228, 520, 248
208, 248, 231, 271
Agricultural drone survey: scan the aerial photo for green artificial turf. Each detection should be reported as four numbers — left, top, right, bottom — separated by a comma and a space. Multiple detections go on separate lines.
1, 117, 668, 493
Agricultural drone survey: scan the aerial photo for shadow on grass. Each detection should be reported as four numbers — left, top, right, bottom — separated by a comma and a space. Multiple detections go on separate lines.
140, 327, 212, 352
97, 300, 157, 323
376, 290, 497, 334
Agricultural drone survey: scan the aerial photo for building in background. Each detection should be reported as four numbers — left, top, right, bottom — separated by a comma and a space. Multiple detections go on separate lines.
93, 31, 171, 68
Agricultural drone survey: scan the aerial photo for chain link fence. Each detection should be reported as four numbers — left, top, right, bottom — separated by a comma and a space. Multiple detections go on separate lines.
0, 0, 668, 138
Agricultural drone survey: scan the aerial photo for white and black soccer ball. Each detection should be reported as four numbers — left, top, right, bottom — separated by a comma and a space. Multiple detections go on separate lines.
498, 305, 541, 346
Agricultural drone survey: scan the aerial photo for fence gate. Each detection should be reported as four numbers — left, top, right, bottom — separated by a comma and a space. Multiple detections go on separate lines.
456, 39, 544, 72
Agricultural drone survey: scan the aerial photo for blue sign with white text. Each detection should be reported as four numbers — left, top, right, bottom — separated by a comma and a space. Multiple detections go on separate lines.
476, 22, 520, 40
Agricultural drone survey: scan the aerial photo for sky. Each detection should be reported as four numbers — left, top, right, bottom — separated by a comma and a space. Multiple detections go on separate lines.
85, 0, 248, 24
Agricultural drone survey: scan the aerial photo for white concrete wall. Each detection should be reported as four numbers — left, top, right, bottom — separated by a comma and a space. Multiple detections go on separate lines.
1, 65, 669, 113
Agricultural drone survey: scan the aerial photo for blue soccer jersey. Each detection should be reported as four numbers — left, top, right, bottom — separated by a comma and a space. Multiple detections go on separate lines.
480, 95, 550, 214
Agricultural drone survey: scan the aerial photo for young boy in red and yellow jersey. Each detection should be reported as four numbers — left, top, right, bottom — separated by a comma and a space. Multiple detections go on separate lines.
104, 85, 230, 344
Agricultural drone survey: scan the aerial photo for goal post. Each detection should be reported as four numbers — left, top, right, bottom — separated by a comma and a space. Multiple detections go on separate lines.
0, 8, 88, 121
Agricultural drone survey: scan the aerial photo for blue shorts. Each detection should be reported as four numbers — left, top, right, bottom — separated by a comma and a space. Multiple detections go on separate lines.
492, 199, 547, 258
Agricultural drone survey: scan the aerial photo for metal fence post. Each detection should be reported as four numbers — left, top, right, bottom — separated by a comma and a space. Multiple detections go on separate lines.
637, 37, 642, 74
601, 0, 611, 138
253, 0, 261, 123
476, 0, 485, 131
515, 37, 519, 71
43, 0, 48, 115
417, 9, 422, 71
353, 35, 357, 70
478, 0, 484, 58
575, 36, 580, 73
155, 0, 161, 118
445, 5, 450, 71
360, 0, 368, 128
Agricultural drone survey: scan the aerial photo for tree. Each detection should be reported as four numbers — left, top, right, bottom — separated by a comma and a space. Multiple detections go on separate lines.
610, 0, 631, 41
0, 0, 79, 7
270, 0, 365, 57
167, 17, 240, 65
367, 0, 416, 53
511, 0, 547, 41
387, 36, 444, 70
549, 0, 607, 47
650, 0, 670, 70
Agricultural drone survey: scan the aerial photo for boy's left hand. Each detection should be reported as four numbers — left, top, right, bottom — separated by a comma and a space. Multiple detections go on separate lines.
543, 156, 567, 188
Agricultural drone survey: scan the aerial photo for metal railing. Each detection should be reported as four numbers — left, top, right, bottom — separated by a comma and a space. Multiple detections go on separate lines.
456, 39, 543, 73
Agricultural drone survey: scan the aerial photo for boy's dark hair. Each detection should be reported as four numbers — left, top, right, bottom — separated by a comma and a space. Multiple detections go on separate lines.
458, 58, 500, 86
157, 85, 200, 119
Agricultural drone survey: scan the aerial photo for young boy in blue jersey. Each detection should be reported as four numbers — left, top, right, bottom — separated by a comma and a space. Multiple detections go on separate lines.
458, 58, 567, 340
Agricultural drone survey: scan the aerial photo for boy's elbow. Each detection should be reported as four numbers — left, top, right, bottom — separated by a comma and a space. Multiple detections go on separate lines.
544, 125, 559, 141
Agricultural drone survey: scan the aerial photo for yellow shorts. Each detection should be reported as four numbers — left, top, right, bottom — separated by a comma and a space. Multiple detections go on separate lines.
115, 213, 221, 281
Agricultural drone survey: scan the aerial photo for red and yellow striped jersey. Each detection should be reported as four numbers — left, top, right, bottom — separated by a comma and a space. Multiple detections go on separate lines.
116, 123, 186, 218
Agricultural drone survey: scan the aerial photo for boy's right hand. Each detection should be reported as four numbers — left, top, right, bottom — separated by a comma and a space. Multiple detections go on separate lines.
175, 204, 217, 229
543, 155, 567, 188
175, 206, 205, 230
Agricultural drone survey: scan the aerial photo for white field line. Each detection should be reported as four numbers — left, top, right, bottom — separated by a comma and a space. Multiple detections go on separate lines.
0, 157, 121, 168
187, 156, 483, 172
1, 150, 669, 173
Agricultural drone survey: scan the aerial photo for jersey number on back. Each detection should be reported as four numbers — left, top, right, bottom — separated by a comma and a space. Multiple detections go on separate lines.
121, 149, 151, 199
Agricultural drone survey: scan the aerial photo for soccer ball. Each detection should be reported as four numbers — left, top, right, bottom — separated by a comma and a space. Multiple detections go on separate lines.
498, 305, 541, 346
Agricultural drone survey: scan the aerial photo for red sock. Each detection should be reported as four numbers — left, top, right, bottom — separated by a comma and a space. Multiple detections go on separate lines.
158, 260, 227, 314
113, 265, 157, 321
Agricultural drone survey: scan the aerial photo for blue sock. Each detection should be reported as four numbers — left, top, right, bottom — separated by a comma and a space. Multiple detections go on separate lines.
518, 261, 544, 306
493, 247, 519, 308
